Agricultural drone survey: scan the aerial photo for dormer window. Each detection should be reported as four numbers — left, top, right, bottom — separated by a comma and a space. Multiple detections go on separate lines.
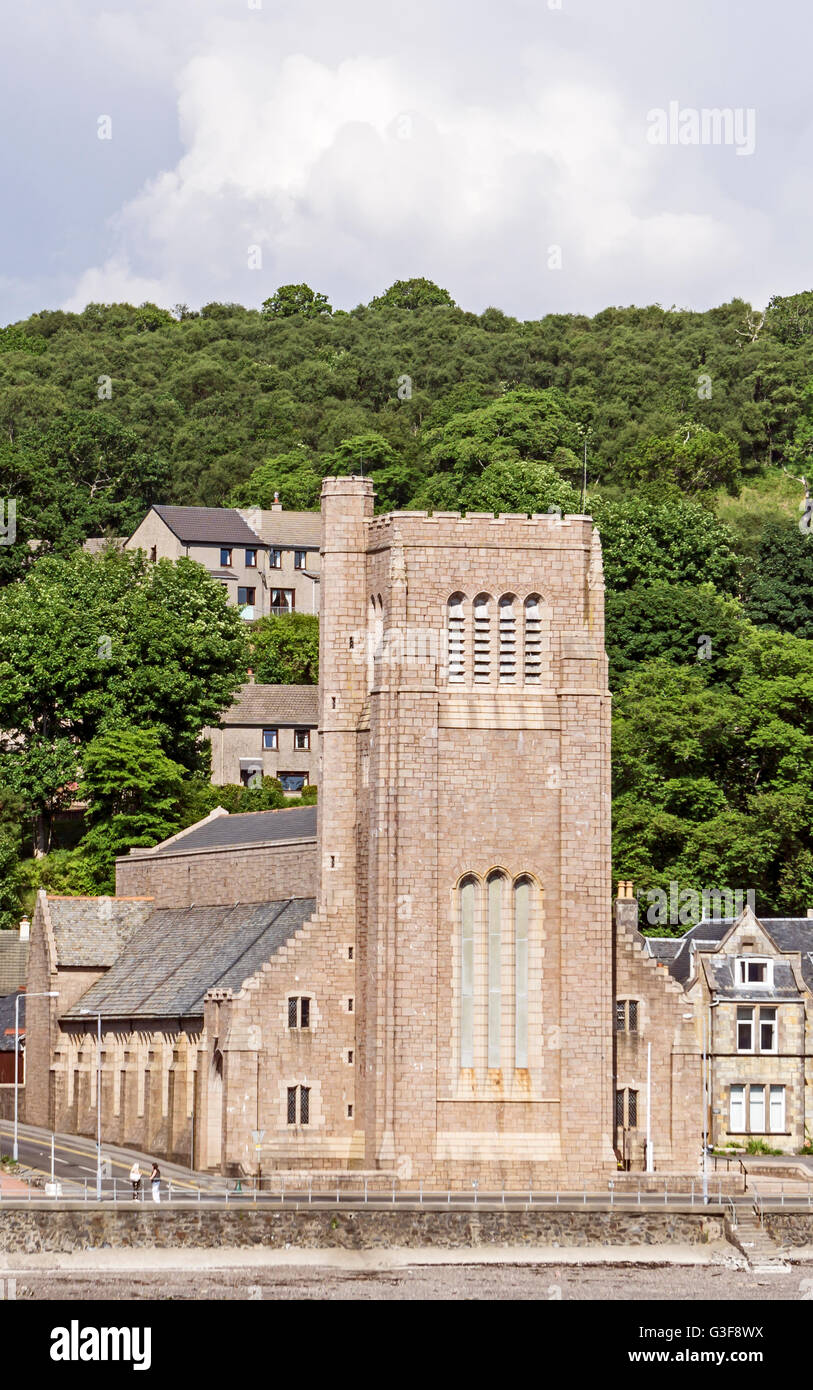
736, 957, 772, 988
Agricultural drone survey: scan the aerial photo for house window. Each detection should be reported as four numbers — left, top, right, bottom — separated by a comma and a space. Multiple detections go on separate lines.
769, 1085, 785, 1134
498, 594, 517, 683
149, 545, 157, 563
615, 1088, 638, 1128
288, 997, 310, 1029
270, 548, 282, 569
262, 728, 278, 750
736, 957, 772, 987
279, 771, 307, 792
730, 1084, 746, 1132
749, 1084, 766, 1133
271, 588, 294, 614
736, 1006, 754, 1053
287, 1085, 310, 1125
220, 548, 233, 567
237, 586, 256, 608
759, 1007, 777, 1053
245, 548, 257, 567
294, 728, 310, 751
295, 550, 307, 569
447, 594, 465, 685
615, 1000, 639, 1033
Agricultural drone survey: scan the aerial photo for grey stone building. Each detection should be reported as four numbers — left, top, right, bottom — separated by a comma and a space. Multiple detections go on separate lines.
205, 684, 318, 791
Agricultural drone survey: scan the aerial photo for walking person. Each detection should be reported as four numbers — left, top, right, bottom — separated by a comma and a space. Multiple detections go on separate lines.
150, 1161, 161, 1204
129, 1162, 143, 1201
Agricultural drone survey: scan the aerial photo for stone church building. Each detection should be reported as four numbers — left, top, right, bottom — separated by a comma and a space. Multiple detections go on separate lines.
26, 478, 702, 1185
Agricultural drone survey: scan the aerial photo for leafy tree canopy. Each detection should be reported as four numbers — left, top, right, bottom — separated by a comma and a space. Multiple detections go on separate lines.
250, 612, 319, 685
261, 284, 332, 319
369, 278, 456, 311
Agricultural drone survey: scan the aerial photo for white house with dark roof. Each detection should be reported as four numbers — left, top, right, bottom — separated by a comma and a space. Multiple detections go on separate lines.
125, 502, 321, 618
204, 683, 318, 791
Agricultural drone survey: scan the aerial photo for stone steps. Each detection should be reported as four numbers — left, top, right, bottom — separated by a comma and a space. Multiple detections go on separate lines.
730, 1211, 791, 1273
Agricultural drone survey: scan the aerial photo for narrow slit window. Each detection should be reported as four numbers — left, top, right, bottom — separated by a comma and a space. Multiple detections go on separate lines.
299, 1086, 310, 1125
287, 1086, 297, 1125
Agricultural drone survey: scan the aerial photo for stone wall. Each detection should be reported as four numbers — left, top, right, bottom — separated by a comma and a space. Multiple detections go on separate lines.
0, 1204, 724, 1253
116, 841, 318, 908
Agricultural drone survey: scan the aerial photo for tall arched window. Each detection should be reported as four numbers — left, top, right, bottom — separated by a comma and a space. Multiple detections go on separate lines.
447, 594, 465, 685
514, 877, 532, 1067
473, 593, 492, 684
487, 872, 505, 1067
459, 876, 476, 1067
498, 595, 517, 683
523, 595, 543, 683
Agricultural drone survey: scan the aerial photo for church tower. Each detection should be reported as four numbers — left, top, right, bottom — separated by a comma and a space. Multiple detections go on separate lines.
318, 477, 615, 1185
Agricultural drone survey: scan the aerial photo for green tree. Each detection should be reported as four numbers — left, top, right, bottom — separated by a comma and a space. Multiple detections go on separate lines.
369, 278, 456, 310
250, 612, 319, 684
0, 549, 247, 850
743, 523, 813, 639
261, 284, 332, 318
79, 726, 187, 888
606, 582, 745, 688
626, 426, 741, 496
228, 452, 322, 510
593, 494, 741, 593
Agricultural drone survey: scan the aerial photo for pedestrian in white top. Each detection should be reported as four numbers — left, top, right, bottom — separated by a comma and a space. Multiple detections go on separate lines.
129, 1163, 142, 1201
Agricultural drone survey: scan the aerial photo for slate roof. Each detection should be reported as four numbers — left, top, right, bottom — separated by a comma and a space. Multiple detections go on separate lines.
667, 916, 813, 991
644, 937, 682, 961
65, 898, 316, 1019
48, 897, 155, 968
218, 684, 318, 726
0, 990, 23, 1051
152, 506, 261, 546
151, 806, 317, 857
0, 934, 28, 993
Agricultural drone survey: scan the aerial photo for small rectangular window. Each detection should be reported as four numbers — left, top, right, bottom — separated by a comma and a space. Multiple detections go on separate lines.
279, 771, 307, 792
220, 548, 232, 567
348, 998, 354, 1013
347, 1104, 353, 1119
347, 1049, 354, 1064
288, 997, 297, 1029
628, 1000, 638, 1032
271, 588, 295, 614
262, 728, 278, 750
627, 1089, 638, 1128
300, 997, 310, 1029
615, 1089, 624, 1127
294, 728, 310, 751
737, 957, 771, 986
300, 1087, 310, 1126
348, 946, 354, 960
237, 586, 256, 607
295, 550, 307, 569
287, 1087, 297, 1125
615, 1000, 626, 1032
270, 548, 282, 569
245, 548, 257, 567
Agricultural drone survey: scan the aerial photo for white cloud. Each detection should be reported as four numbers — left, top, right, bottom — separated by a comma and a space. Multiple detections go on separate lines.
61, 12, 767, 316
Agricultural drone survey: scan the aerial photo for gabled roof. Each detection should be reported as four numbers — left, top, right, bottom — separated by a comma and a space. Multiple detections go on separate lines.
218, 684, 318, 726
151, 506, 261, 546
48, 897, 155, 968
666, 915, 813, 991
64, 898, 316, 1019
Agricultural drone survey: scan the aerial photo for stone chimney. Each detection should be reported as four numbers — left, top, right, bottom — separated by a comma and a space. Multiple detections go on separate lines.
614, 880, 639, 934
19, 915, 30, 941
272, 491, 282, 512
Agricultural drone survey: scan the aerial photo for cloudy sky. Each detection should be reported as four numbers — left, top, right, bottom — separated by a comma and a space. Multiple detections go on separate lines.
3, 0, 811, 322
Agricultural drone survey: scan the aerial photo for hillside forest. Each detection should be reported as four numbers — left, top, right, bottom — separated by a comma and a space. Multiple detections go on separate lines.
2, 277, 813, 932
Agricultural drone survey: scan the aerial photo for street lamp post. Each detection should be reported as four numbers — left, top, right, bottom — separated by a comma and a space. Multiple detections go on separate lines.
79, 1009, 103, 1201
13, 990, 58, 1162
